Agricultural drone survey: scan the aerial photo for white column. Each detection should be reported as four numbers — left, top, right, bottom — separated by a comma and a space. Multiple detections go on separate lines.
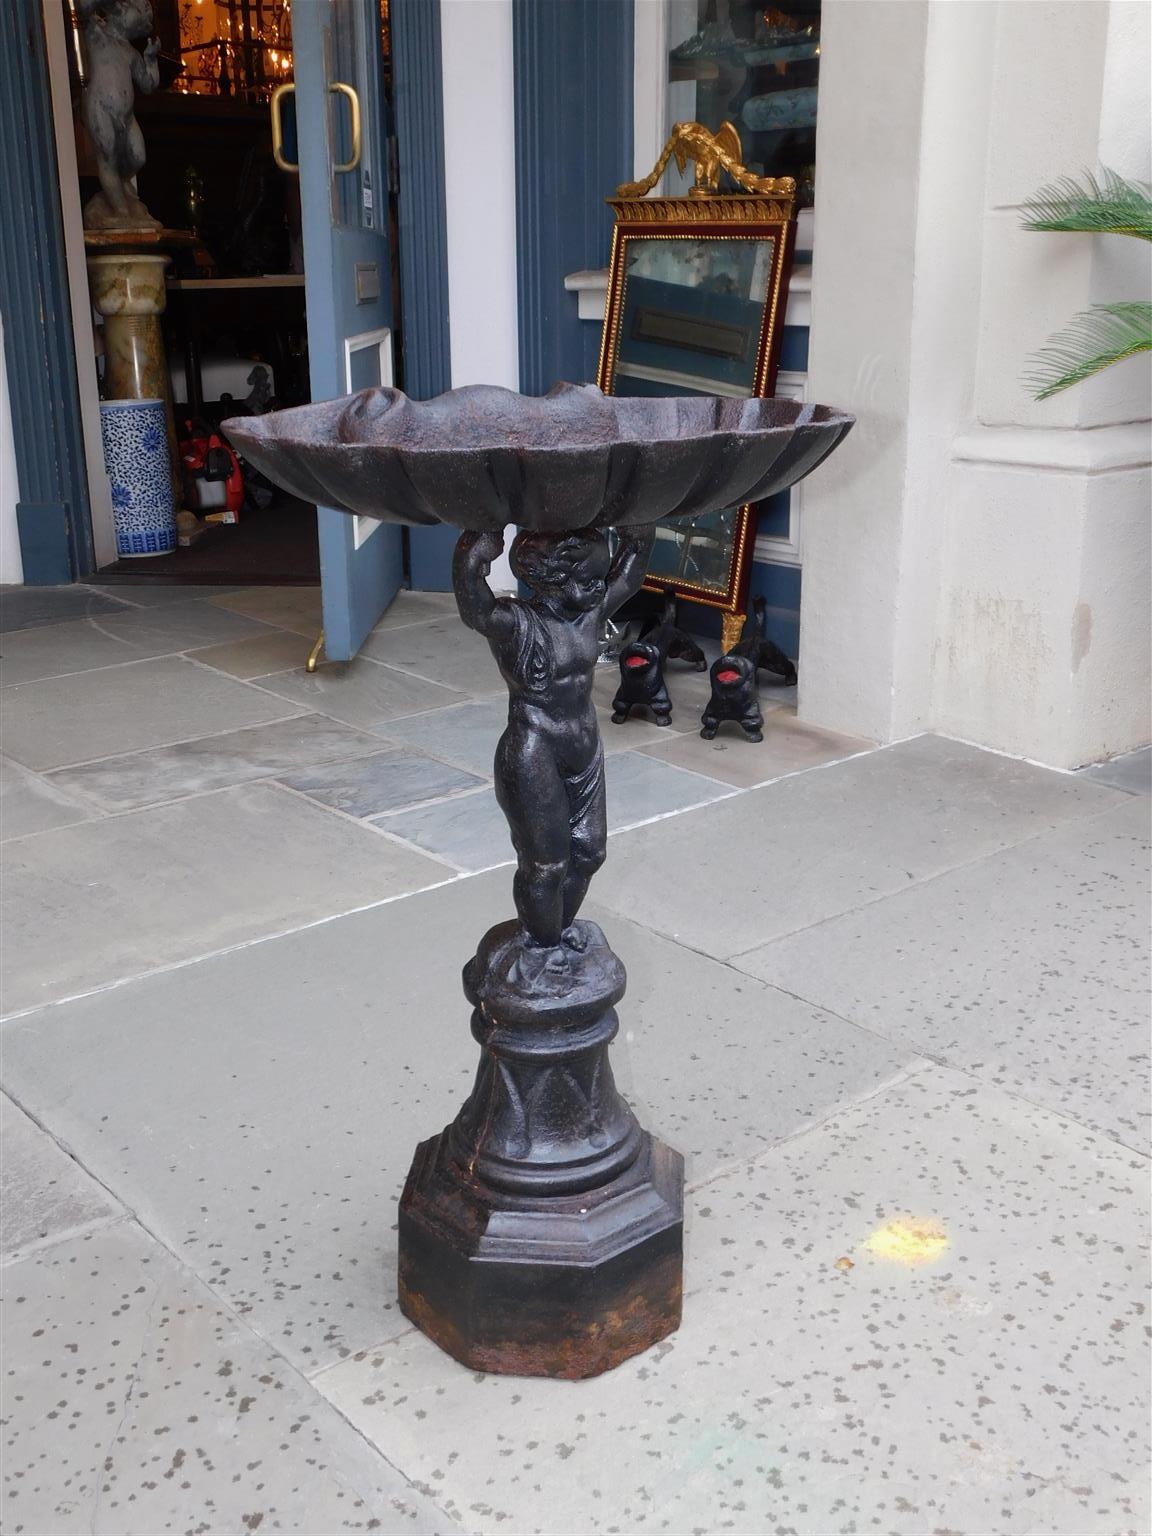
633, 0, 668, 184
799, 0, 1150, 768
440, 0, 519, 589
797, 0, 935, 744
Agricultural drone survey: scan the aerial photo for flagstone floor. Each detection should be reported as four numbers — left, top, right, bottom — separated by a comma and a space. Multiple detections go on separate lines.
1, 580, 1148, 1535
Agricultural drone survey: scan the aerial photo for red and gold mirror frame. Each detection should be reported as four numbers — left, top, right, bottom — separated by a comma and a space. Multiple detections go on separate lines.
597, 122, 798, 650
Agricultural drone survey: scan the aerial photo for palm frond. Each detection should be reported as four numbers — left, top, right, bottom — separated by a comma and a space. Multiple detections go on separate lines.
1020, 168, 1152, 241
1024, 301, 1152, 399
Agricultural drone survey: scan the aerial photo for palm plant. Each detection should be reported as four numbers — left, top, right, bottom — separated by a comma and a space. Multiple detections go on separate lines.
1020, 168, 1152, 400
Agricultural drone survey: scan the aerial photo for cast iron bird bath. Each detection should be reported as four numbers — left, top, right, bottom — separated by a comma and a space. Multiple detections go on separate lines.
225, 383, 853, 1379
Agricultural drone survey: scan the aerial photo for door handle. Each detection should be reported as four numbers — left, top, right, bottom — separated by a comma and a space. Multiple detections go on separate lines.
270, 82, 297, 172
270, 81, 360, 175
329, 82, 362, 173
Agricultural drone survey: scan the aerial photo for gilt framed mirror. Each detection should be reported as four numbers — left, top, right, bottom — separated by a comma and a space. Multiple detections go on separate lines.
598, 123, 797, 650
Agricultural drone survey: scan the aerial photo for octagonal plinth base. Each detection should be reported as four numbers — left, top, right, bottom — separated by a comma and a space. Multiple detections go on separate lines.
398, 1128, 683, 1379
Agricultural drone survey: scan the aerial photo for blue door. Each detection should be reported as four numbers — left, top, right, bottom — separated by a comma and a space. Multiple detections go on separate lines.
292, 0, 403, 660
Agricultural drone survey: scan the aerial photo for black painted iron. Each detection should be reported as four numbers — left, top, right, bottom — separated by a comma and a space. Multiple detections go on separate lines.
224, 383, 854, 1378
700, 595, 798, 742
701, 653, 766, 742
455, 524, 653, 949
612, 598, 707, 727
739, 593, 798, 687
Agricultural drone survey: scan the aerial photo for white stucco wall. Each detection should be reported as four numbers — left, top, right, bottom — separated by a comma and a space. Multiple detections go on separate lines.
441, 0, 520, 590
799, 0, 1150, 768
0, 318, 23, 586
633, 0, 669, 184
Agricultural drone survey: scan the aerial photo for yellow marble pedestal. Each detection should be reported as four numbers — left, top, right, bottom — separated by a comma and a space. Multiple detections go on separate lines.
86, 251, 171, 402
85, 230, 195, 531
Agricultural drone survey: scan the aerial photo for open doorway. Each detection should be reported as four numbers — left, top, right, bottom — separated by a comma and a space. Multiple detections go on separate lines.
64, 0, 400, 587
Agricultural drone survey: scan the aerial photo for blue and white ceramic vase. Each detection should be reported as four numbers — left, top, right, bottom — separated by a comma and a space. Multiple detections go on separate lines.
99, 399, 176, 558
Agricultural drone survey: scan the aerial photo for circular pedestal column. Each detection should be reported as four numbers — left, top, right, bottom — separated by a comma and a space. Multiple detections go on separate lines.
398, 918, 684, 1380
86, 251, 182, 502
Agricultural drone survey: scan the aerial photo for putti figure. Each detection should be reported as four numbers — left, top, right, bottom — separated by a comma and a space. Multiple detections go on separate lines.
454, 525, 655, 962
79, 0, 161, 230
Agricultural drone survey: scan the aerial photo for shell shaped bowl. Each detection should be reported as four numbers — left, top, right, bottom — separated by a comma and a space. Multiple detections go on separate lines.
223, 382, 853, 534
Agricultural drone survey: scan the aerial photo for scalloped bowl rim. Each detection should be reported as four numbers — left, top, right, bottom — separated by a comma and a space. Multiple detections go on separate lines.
224, 387, 855, 457
221, 385, 856, 533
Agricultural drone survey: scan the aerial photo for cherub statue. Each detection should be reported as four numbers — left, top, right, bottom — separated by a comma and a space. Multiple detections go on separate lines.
454, 524, 655, 962
79, 0, 161, 230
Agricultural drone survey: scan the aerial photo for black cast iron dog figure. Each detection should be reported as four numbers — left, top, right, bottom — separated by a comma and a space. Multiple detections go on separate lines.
223, 383, 854, 1380
739, 594, 798, 687
701, 653, 765, 741
611, 597, 707, 727
700, 595, 797, 742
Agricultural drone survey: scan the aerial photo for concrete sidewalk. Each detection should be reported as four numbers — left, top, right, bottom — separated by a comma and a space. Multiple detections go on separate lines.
2, 581, 1148, 1534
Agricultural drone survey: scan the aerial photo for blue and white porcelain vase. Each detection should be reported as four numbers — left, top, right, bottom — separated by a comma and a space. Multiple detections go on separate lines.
99, 399, 176, 558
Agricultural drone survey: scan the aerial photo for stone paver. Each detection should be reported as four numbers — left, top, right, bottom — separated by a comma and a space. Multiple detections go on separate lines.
250, 654, 467, 728
1, 1222, 445, 1534
1, 603, 274, 686
207, 584, 325, 635
591, 734, 1127, 959
0, 870, 917, 1374
2, 618, 181, 686
0, 584, 134, 631
1, 656, 305, 771
1079, 744, 1152, 796
190, 626, 316, 679
47, 713, 387, 812
736, 796, 1152, 1149
1, 755, 96, 841
381, 695, 674, 775
1, 583, 1147, 1536
1, 781, 448, 1013
280, 747, 485, 818
638, 710, 873, 787
369, 590, 459, 630
315, 1065, 1150, 1536
361, 614, 507, 696
381, 751, 734, 871
87, 582, 243, 608
1, 1093, 119, 1259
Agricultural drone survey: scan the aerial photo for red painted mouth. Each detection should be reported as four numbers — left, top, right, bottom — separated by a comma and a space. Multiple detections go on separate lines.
624, 656, 648, 669
716, 668, 740, 684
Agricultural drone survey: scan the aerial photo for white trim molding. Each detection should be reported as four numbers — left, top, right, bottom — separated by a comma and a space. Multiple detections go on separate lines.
564, 262, 812, 328
343, 325, 394, 549
952, 421, 1151, 474
754, 369, 806, 567
440, 0, 518, 592
633, 0, 669, 185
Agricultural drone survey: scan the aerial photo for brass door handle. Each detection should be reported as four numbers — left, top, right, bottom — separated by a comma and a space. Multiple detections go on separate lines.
270, 82, 297, 172
329, 82, 361, 173
270, 81, 360, 175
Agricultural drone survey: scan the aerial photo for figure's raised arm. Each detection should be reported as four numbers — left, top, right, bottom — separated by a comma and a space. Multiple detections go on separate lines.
605, 523, 656, 616
452, 528, 514, 639
132, 34, 162, 93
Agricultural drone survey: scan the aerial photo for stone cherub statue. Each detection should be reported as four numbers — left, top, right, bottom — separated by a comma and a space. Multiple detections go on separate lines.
454, 525, 655, 965
79, 0, 161, 230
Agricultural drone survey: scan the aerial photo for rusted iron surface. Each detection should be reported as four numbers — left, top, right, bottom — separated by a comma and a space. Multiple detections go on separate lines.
399, 1130, 684, 1380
